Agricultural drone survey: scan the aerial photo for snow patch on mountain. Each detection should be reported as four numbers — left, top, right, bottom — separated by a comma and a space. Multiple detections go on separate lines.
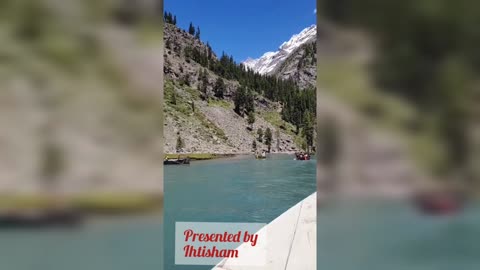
243, 25, 316, 75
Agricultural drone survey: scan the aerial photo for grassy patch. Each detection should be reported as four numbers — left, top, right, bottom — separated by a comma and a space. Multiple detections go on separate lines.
208, 99, 232, 109
185, 85, 201, 100
0, 193, 162, 213
164, 79, 176, 103
165, 153, 234, 160
260, 111, 295, 134
261, 111, 283, 126
165, 79, 196, 115
294, 132, 307, 150
260, 110, 304, 148
194, 111, 228, 141
165, 79, 229, 143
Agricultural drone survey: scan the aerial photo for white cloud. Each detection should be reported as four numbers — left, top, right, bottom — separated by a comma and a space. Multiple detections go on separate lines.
314, 8, 317, 14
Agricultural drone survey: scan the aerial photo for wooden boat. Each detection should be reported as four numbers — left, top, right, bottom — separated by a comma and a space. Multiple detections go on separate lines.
164, 156, 190, 165
295, 152, 310, 160
255, 152, 267, 159
413, 191, 466, 215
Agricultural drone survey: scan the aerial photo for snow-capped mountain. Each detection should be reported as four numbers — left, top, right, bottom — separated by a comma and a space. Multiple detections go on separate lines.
243, 25, 316, 75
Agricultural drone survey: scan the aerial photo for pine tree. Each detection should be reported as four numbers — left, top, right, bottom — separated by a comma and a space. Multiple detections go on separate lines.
202, 69, 209, 84
171, 90, 177, 105
265, 128, 273, 153
173, 15, 177, 25
301, 141, 308, 151
257, 128, 263, 142
206, 42, 212, 60
188, 22, 195, 35
176, 134, 184, 153
214, 77, 225, 99
199, 68, 209, 100
247, 112, 255, 130
195, 26, 201, 39
252, 140, 257, 152
198, 81, 207, 100
302, 111, 314, 153
245, 89, 255, 114
234, 85, 247, 116
181, 73, 190, 86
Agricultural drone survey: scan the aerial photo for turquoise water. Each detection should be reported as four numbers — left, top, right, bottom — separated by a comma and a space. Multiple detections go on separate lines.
0, 214, 163, 270
164, 154, 316, 270
318, 200, 480, 270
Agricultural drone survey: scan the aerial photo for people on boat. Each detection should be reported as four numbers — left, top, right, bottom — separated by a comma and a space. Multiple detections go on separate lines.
255, 150, 267, 159
295, 151, 310, 160
164, 155, 190, 165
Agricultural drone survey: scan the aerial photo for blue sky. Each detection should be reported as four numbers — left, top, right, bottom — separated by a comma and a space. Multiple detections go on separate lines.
165, 0, 316, 62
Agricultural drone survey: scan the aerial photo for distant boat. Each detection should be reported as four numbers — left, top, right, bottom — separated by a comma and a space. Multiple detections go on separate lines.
164, 156, 190, 165
413, 191, 466, 215
295, 152, 310, 160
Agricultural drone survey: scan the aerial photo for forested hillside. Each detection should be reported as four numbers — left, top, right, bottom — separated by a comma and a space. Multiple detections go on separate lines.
163, 11, 316, 154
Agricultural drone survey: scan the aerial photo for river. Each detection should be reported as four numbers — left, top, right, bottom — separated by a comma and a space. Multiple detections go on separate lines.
318, 199, 480, 269
0, 154, 315, 270
164, 154, 316, 270
2, 155, 476, 270
0, 214, 163, 270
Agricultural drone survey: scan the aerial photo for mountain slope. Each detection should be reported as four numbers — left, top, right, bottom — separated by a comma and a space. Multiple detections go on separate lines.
272, 42, 316, 89
243, 25, 316, 76
163, 22, 304, 154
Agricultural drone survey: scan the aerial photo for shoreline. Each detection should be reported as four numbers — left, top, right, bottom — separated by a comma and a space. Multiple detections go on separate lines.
0, 193, 163, 215
165, 151, 304, 161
